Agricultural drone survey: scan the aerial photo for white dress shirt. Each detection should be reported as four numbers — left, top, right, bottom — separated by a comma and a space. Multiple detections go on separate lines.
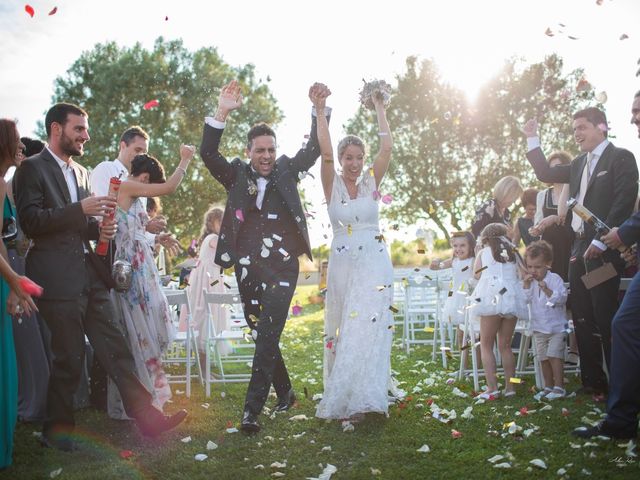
49, 147, 79, 203
523, 270, 568, 334
48, 147, 87, 252
90, 158, 128, 197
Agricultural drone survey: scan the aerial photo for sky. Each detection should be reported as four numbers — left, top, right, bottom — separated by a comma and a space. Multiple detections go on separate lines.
1, 0, 639, 248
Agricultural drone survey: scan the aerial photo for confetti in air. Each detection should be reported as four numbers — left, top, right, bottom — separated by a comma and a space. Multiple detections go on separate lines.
143, 99, 160, 110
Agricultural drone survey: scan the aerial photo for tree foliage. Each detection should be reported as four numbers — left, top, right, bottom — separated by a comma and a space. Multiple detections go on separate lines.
41, 37, 283, 242
345, 54, 597, 240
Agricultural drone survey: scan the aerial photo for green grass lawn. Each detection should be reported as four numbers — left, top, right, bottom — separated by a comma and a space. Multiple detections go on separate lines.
5, 285, 638, 479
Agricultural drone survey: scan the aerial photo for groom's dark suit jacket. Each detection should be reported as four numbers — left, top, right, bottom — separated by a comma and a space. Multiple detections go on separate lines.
14, 148, 108, 299
200, 115, 323, 269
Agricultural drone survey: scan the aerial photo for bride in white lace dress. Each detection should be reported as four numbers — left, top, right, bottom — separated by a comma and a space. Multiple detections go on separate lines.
313, 87, 397, 421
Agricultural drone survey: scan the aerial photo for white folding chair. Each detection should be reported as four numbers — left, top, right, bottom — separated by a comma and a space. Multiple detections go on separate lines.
402, 275, 440, 355
163, 289, 202, 397
202, 291, 254, 397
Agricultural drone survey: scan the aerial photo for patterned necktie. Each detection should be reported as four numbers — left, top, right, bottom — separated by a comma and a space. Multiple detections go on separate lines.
571, 152, 594, 233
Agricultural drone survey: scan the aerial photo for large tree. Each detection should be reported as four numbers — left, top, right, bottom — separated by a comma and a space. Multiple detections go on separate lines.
42, 37, 282, 242
345, 54, 597, 240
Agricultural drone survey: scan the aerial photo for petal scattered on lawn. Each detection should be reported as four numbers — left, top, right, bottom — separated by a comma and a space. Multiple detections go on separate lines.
342, 422, 355, 432
289, 414, 309, 421
493, 463, 511, 469
451, 429, 462, 439
416, 444, 430, 453
271, 473, 285, 478
119, 450, 133, 459
529, 459, 547, 469
194, 454, 208, 462
487, 454, 504, 464
271, 461, 287, 469
254, 464, 265, 470
226, 428, 239, 433
370, 468, 381, 475
321, 446, 332, 452
181, 436, 192, 443
206, 441, 218, 450
49, 468, 63, 478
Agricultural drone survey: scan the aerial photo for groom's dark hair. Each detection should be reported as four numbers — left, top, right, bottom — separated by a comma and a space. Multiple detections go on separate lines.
247, 123, 276, 149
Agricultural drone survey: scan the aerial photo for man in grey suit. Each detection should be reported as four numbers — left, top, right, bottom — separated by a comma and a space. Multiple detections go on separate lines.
15, 103, 186, 451
522, 108, 638, 399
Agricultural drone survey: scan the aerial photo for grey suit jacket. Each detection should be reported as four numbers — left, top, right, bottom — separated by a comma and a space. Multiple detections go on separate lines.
14, 148, 103, 300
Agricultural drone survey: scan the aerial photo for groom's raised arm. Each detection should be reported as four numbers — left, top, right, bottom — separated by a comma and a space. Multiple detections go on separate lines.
200, 80, 244, 189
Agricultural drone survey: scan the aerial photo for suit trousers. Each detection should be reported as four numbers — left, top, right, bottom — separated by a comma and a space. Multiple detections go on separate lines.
569, 240, 622, 392
606, 271, 640, 431
39, 256, 152, 434
236, 255, 298, 415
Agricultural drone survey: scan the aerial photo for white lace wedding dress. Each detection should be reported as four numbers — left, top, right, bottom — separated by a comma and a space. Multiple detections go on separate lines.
316, 173, 397, 420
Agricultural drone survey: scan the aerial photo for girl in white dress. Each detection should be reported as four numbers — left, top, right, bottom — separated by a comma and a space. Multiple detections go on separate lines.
470, 223, 526, 400
431, 231, 476, 347
312, 87, 396, 421
179, 206, 228, 362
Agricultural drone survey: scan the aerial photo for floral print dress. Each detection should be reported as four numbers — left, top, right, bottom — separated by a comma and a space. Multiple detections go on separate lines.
107, 198, 174, 419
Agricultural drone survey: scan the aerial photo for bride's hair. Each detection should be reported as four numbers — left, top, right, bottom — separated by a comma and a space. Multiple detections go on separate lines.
337, 135, 366, 164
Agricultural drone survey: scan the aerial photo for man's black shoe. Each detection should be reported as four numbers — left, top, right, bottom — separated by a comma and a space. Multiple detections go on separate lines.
274, 389, 297, 413
240, 410, 260, 434
137, 409, 188, 437
572, 421, 637, 440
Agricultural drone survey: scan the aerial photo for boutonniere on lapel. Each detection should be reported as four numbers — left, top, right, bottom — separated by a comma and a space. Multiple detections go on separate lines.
247, 178, 258, 196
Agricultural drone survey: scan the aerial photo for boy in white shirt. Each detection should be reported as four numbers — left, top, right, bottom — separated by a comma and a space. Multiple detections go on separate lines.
523, 240, 568, 400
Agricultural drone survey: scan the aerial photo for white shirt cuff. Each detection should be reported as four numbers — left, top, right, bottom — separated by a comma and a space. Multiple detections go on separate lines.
527, 137, 541, 152
591, 239, 606, 251
205, 117, 226, 129
312, 106, 332, 117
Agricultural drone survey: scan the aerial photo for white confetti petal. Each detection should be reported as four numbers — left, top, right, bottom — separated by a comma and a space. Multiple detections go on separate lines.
194, 454, 208, 461
206, 441, 218, 450
220, 252, 231, 262
530, 459, 547, 469
289, 414, 309, 421
271, 461, 287, 468
494, 462, 512, 469
487, 455, 504, 464
321, 446, 332, 452
255, 465, 265, 470
271, 473, 285, 478
49, 468, 63, 478
416, 444, 430, 453
226, 428, 239, 433
239, 256, 251, 265
181, 436, 192, 443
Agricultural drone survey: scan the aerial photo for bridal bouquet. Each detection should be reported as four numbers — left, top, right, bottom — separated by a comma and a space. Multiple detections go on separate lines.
359, 79, 392, 110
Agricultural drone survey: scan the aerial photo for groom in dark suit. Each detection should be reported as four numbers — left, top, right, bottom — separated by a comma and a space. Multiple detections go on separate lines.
522, 108, 638, 398
15, 103, 186, 451
200, 80, 330, 433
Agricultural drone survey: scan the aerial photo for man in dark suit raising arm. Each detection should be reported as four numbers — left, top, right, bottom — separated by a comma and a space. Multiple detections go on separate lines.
574, 91, 640, 439
521, 107, 638, 399
200, 81, 330, 433
15, 103, 186, 451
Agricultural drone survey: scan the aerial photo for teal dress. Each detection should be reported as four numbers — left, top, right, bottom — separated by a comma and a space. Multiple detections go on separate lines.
1, 195, 17, 468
